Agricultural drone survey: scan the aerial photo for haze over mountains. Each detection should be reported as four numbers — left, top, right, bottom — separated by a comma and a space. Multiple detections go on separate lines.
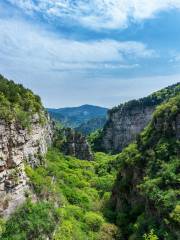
47, 104, 108, 133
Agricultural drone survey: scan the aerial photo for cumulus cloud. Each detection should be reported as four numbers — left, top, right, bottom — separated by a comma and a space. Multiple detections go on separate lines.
7, 0, 180, 29
0, 18, 155, 73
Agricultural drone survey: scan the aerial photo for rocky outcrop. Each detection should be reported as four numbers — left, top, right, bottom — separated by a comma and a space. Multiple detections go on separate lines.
102, 105, 155, 153
0, 114, 53, 217
61, 129, 93, 161
101, 82, 180, 153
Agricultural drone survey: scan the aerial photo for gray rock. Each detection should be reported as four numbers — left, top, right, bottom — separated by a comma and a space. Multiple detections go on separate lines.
101, 105, 155, 153
0, 114, 53, 217
61, 129, 93, 161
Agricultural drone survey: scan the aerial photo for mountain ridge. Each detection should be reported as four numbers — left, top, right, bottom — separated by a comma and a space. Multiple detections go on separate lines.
97, 82, 180, 153
47, 104, 108, 129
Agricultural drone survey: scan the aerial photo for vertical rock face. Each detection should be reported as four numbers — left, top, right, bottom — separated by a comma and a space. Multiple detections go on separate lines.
0, 114, 53, 217
102, 105, 155, 153
101, 83, 180, 153
61, 129, 93, 161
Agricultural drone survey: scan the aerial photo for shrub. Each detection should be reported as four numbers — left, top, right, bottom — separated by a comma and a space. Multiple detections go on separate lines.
170, 205, 180, 223
84, 212, 104, 232
99, 223, 119, 240
144, 230, 159, 240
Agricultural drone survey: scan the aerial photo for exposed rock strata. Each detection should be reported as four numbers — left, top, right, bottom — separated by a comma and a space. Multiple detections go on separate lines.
102, 105, 155, 153
101, 83, 180, 153
61, 128, 93, 161
0, 114, 53, 217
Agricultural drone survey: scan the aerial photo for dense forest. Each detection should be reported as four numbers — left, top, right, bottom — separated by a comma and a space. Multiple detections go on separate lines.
0, 150, 120, 239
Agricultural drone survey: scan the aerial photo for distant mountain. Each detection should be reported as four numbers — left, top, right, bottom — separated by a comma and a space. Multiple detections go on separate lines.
47, 104, 108, 129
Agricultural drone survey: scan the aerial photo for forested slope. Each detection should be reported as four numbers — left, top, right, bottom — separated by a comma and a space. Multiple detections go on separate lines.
109, 95, 180, 239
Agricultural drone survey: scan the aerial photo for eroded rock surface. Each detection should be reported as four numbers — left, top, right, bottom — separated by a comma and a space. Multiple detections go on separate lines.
102, 105, 155, 153
0, 114, 53, 217
61, 128, 93, 161
101, 83, 180, 153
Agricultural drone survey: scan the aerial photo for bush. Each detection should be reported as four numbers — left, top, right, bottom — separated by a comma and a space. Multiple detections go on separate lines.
170, 205, 180, 223
84, 212, 104, 232
144, 230, 159, 240
99, 223, 119, 240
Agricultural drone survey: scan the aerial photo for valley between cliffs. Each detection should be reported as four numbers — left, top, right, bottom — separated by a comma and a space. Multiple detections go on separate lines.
0, 75, 179, 240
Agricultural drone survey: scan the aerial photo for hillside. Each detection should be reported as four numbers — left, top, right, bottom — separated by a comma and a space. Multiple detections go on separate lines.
97, 82, 180, 153
47, 104, 108, 129
109, 95, 180, 239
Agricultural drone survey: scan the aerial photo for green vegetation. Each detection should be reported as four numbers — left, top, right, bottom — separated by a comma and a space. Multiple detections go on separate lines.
88, 129, 104, 152
0, 75, 45, 128
0, 149, 119, 239
109, 95, 180, 239
144, 230, 159, 240
0, 77, 179, 239
1, 201, 58, 240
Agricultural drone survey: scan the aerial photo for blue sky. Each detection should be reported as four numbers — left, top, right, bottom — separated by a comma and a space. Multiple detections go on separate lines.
0, 0, 180, 108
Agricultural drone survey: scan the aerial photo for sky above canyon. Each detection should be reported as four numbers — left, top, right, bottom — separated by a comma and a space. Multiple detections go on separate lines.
0, 0, 180, 108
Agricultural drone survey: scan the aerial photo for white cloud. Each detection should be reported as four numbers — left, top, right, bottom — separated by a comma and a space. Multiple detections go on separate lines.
7, 0, 180, 29
0, 18, 155, 73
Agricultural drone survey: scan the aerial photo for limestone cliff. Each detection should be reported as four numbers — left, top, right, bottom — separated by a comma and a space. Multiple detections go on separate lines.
61, 128, 93, 161
102, 104, 155, 153
101, 82, 180, 153
0, 114, 53, 217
